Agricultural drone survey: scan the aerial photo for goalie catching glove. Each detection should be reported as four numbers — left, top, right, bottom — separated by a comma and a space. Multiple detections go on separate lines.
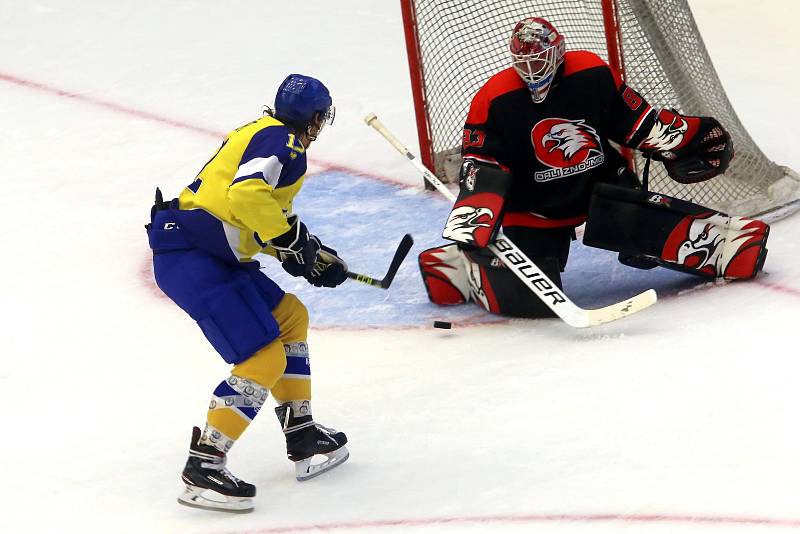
640, 110, 734, 184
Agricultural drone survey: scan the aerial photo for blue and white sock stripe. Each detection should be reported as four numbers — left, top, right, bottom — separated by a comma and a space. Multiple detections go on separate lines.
200, 423, 235, 453
210, 376, 269, 421
282, 342, 310, 380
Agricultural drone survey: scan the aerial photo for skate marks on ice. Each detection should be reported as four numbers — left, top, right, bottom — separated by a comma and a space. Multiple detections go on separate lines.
260, 170, 705, 328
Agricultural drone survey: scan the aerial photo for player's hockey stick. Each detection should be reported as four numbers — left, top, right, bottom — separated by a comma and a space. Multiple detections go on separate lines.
320, 234, 414, 289
364, 113, 657, 327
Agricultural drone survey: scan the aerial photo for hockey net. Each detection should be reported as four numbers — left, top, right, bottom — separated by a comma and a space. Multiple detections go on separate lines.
401, 0, 799, 217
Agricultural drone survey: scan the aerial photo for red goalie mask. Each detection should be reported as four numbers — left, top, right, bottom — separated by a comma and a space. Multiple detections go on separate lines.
509, 17, 566, 103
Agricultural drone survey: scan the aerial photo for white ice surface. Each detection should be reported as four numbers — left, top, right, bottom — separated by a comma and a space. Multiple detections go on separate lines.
1, 1, 800, 533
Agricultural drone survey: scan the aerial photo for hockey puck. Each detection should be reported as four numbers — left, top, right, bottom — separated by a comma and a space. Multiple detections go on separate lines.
433, 321, 452, 329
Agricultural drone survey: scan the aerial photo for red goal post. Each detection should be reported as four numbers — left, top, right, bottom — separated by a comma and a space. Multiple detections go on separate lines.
400, 0, 799, 217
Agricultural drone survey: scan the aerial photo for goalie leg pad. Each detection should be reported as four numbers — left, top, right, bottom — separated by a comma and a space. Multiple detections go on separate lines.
662, 212, 769, 280
420, 229, 568, 319
419, 244, 471, 305
464, 248, 561, 318
584, 184, 769, 279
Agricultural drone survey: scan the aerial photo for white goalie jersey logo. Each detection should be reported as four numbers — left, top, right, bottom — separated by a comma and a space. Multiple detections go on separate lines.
443, 205, 495, 244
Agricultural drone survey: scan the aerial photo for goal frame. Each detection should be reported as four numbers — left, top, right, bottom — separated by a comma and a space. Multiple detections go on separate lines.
399, 0, 800, 216
400, 0, 627, 186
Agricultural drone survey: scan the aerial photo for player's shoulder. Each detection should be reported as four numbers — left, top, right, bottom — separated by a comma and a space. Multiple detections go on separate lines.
239, 116, 303, 161
476, 67, 526, 101
563, 50, 608, 74
562, 50, 621, 86
467, 67, 525, 124
241, 115, 291, 142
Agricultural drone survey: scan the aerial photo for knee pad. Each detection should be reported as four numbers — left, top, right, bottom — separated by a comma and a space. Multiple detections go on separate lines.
232, 339, 287, 389
419, 244, 471, 305
231, 294, 310, 388
272, 293, 309, 343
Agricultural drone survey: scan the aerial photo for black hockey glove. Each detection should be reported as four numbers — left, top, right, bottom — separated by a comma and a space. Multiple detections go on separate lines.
305, 240, 348, 288
269, 215, 320, 277
650, 115, 734, 184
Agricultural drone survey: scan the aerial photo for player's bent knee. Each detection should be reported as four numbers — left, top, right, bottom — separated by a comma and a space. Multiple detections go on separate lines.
231, 339, 287, 389
273, 293, 309, 342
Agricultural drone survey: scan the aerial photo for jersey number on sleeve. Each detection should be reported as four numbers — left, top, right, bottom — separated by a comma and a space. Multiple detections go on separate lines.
622, 87, 643, 111
463, 128, 486, 149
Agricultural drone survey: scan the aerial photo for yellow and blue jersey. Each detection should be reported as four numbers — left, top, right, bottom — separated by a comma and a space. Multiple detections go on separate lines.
176, 115, 307, 264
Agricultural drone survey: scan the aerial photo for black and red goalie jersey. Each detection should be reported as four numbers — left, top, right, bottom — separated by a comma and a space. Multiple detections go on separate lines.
462, 49, 652, 226
420, 16, 760, 320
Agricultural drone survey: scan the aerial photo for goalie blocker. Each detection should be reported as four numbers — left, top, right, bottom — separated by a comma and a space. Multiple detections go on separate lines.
583, 183, 769, 280
422, 158, 570, 318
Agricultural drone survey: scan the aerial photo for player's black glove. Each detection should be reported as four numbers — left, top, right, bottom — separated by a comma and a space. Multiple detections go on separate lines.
651, 115, 734, 184
305, 240, 348, 288
269, 215, 320, 277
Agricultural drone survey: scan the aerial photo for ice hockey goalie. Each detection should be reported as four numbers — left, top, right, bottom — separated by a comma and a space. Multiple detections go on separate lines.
419, 16, 769, 319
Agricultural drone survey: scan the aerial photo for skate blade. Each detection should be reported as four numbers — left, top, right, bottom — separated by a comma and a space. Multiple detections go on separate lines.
177, 485, 254, 513
295, 446, 350, 481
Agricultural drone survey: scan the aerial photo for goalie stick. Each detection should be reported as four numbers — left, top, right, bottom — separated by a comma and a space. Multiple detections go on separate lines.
364, 113, 657, 328
320, 234, 414, 289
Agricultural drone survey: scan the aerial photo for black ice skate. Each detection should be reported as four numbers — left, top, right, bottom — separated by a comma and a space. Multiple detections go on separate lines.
177, 426, 256, 513
275, 402, 349, 481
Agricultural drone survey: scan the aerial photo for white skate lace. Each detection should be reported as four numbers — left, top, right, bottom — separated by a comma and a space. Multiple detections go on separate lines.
314, 424, 341, 445
316, 424, 337, 435
194, 450, 243, 486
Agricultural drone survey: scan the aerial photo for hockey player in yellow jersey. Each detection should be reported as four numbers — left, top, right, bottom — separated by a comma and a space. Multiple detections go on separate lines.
146, 74, 349, 513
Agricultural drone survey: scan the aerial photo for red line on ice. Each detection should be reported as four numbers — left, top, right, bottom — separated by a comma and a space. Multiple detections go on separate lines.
755, 279, 800, 298
227, 513, 800, 533
0, 71, 410, 187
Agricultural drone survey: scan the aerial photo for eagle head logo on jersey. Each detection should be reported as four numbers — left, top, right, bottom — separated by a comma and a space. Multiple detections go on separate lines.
531, 118, 605, 182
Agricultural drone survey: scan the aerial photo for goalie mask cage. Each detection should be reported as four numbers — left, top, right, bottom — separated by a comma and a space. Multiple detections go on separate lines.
401, 0, 800, 218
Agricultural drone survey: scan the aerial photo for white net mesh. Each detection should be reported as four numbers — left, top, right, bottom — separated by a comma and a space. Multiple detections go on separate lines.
406, 0, 799, 216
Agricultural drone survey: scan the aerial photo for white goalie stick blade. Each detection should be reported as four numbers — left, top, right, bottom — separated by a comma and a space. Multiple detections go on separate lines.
364, 112, 658, 328
177, 485, 254, 513
294, 446, 350, 481
487, 234, 658, 328
563, 288, 657, 327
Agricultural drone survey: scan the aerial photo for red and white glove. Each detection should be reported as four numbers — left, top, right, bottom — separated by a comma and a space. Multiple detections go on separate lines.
641, 110, 734, 183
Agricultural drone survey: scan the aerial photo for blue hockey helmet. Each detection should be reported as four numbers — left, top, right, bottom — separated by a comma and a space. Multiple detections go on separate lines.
274, 74, 335, 133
